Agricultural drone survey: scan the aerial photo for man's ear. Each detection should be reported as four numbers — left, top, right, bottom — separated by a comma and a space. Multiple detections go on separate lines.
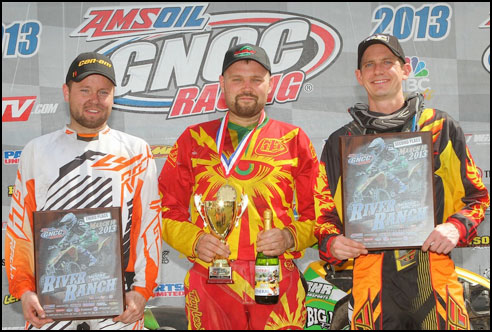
62, 84, 70, 102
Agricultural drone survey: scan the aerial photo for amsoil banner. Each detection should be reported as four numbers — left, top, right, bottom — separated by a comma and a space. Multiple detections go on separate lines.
2, 2, 489, 329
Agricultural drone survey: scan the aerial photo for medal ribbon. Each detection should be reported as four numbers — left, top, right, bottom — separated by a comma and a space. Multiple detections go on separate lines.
216, 111, 266, 177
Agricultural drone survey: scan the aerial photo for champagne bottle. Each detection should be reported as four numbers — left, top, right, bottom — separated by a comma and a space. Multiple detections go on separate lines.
255, 209, 279, 304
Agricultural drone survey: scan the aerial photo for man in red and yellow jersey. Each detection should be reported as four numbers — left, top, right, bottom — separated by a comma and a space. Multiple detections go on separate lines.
315, 34, 490, 330
159, 44, 334, 329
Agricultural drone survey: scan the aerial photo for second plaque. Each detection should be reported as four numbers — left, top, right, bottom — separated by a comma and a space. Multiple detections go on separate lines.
340, 132, 436, 250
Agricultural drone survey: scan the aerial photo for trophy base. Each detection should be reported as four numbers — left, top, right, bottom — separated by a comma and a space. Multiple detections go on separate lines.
207, 266, 234, 284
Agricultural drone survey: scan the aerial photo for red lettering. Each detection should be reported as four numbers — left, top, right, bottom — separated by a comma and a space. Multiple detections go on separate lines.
191, 83, 219, 114
132, 8, 161, 29
216, 90, 227, 111
169, 87, 199, 117
79, 10, 113, 37
107, 9, 139, 31
267, 74, 282, 104
2, 96, 36, 122
276, 71, 304, 103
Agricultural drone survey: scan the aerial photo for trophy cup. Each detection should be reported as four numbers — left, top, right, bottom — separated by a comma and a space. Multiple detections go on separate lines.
194, 184, 248, 283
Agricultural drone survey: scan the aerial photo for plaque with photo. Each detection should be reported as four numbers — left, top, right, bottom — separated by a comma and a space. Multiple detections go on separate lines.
33, 207, 125, 320
340, 132, 436, 250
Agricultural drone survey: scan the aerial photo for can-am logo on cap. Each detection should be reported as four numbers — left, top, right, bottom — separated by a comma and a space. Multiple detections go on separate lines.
70, 4, 341, 118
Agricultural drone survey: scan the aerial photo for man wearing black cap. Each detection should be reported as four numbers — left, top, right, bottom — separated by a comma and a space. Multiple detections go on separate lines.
315, 34, 489, 329
159, 43, 331, 329
5, 52, 161, 329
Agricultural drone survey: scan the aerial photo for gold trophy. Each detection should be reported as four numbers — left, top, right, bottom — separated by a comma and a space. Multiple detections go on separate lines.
194, 184, 248, 283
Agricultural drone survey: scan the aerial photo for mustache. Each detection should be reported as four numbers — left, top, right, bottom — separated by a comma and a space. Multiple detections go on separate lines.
235, 93, 258, 101
83, 103, 105, 112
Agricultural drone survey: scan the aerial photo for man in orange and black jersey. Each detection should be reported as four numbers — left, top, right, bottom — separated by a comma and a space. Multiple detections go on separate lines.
315, 33, 490, 330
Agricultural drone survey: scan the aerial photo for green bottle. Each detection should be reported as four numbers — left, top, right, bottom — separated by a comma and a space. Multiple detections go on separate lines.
255, 209, 279, 304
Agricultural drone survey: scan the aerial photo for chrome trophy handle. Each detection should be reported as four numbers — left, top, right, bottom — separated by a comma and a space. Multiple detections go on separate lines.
194, 194, 207, 228
234, 193, 249, 227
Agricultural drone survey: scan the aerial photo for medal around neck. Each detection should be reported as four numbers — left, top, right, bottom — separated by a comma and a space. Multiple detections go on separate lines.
194, 184, 248, 283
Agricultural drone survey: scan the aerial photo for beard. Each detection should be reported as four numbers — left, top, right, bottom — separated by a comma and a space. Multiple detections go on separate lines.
229, 93, 264, 118
70, 106, 110, 130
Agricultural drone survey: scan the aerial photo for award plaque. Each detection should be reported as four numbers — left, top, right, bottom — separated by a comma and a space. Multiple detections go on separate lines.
194, 184, 248, 283
33, 207, 125, 320
340, 132, 436, 250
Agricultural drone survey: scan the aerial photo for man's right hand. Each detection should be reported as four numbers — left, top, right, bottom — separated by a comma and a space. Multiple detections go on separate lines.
194, 233, 231, 262
21, 291, 53, 328
331, 235, 368, 260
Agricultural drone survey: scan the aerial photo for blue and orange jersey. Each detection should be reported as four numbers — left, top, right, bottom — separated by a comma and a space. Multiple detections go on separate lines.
5, 126, 161, 300
159, 114, 335, 268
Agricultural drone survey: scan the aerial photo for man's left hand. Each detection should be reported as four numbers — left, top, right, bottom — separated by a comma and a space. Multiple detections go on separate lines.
422, 223, 460, 254
113, 291, 146, 324
256, 228, 294, 256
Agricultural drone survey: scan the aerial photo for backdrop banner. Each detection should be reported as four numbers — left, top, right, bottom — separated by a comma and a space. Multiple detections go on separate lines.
2, 2, 489, 329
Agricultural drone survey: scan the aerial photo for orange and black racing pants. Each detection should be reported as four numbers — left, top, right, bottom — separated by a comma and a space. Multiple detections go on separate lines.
350, 250, 469, 330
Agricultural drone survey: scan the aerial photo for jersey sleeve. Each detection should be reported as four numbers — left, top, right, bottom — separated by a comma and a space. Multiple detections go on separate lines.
128, 144, 162, 300
5, 143, 37, 300
314, 129, 348, 265
159, 130, 205, 259
285, 129, 337, 253
419, 109, 490, 245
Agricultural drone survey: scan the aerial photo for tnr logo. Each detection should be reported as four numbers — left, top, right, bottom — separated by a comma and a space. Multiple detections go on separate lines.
2, 96, 37, 122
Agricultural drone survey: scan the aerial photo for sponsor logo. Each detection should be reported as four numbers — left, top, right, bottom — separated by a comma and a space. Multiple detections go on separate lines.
32, 103, 59, 114
151, 145, 173, 159
306, 307, 332, 329
470, 235, 490, 247
465, 133, 490, 145
2, 96, 36, 122
3, 294, 20, 305
307, 281, 334, 298
348, 153, 373, 165
154, 283, 185, 297
403, 56, 433, 100
365, 34, 389, 43
234, 45, 256, 57
40, 227, 67, 239
4, 150, 22, 165
2, 96, 58, 122
255, 138, 288, 157
70, 5, 341, 117
8, 185, 15, 197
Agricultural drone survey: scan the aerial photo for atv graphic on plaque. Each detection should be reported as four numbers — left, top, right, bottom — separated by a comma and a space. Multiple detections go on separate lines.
33, 207, 125, 320
340, 132, 436, 250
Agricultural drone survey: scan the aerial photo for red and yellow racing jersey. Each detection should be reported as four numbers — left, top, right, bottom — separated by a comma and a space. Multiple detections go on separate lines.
159, 115, 334, 268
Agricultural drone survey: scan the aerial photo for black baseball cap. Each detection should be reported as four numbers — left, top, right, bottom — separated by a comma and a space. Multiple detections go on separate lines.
357, 34, 406, 69
66, 52, 117, 86
222, 43, 271, 75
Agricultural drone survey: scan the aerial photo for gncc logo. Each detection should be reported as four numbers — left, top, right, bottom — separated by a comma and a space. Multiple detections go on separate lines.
70, 4, 341, 118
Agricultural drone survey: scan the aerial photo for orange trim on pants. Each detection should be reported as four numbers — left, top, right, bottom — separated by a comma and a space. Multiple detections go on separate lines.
350, 251, 469, 330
